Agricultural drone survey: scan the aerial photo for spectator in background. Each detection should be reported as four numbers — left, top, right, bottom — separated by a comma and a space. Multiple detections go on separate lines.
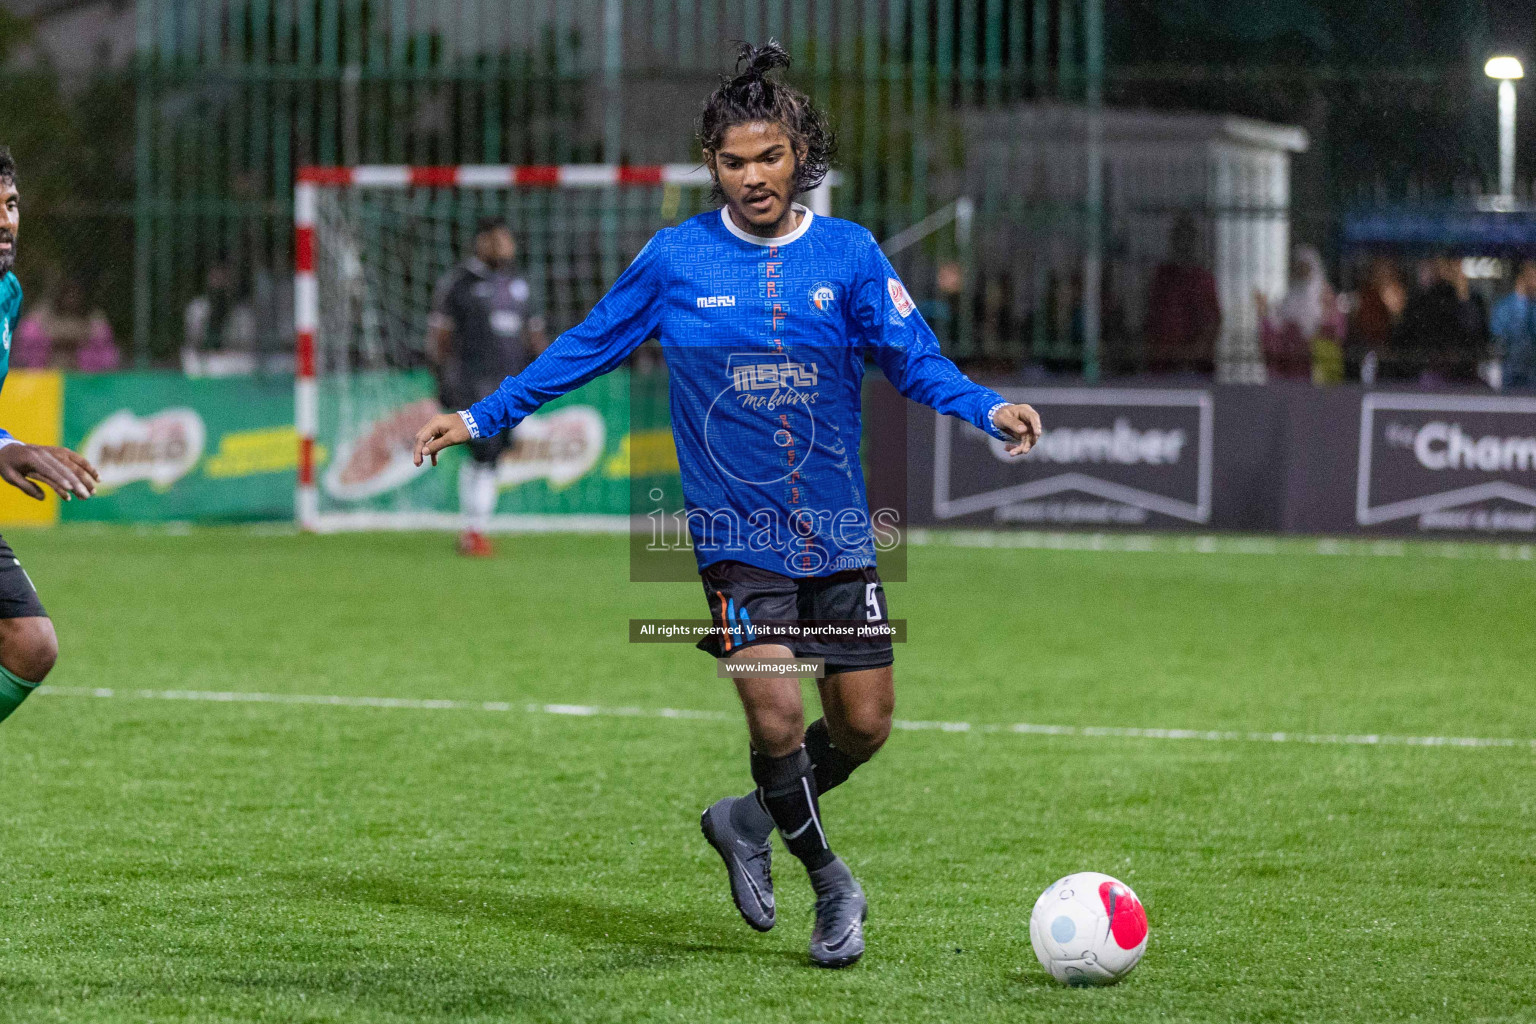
14, 277, 120, 371
1348, 258, 1407, 384
183, 262, 257, 375
1256, 245, 1345, 384
1388, 258, 1442, 380
916, 260, 963, 352
1144, 213, 1220, 377
249, 264, 294, 363
1400, 255, 1487, 386
1490, 260, 1536, 390
184, 262, 256, 352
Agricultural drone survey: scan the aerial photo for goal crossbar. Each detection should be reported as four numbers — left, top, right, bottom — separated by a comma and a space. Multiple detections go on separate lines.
292, 163, 723, 533
293, 163, 836, 533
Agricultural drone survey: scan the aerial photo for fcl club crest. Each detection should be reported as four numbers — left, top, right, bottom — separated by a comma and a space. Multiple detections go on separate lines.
808, 282, 838, 314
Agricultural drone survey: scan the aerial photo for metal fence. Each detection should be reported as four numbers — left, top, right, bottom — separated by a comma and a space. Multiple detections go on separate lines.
132, 0, 1105, 365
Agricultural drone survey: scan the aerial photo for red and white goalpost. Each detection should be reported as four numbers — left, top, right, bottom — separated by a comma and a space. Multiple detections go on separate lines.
293, 163, 832, 533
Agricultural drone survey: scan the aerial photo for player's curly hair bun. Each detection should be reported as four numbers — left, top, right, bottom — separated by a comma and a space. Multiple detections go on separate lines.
698, 40, 836, 202
732, 39, 791, 106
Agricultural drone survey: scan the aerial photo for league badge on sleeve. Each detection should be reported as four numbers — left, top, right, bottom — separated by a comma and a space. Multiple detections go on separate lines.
887, 277, 916, 318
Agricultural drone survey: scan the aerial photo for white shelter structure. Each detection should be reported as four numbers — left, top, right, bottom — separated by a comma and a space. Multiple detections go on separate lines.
959, 104, 1309, 381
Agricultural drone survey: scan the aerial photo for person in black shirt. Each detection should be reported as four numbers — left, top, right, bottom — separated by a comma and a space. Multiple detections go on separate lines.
428, 219, 547, 556
1397, 255, 1488, 385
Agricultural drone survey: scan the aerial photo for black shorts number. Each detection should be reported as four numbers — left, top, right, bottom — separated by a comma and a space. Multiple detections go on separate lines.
696, 559, 893, 674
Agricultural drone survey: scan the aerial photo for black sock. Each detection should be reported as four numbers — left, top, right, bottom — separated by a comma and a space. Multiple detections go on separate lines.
750, 745, 834, 871
804, 718, 868, 795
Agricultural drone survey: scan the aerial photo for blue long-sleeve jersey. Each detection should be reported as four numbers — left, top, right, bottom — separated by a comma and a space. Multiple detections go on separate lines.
465, 205, 1010, 576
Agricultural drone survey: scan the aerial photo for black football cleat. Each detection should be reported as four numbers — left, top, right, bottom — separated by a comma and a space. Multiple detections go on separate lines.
700, 796, 776, 932
808, 856, 867, 968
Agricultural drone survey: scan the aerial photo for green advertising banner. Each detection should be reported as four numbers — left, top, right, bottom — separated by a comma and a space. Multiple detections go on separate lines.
56, 368, 679, 524
313, 366, 677, 522
62, 373, 298, 522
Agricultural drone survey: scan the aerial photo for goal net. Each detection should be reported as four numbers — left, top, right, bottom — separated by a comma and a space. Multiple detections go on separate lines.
293, 164, 724, 533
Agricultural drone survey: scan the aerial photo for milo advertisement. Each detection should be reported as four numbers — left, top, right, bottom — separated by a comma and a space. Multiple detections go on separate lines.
62, 374, 297, 522
40, 367, 671, 525
313, 367, 673, 522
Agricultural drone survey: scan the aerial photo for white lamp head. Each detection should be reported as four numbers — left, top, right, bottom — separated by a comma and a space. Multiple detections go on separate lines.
1486, 56, 1525, 81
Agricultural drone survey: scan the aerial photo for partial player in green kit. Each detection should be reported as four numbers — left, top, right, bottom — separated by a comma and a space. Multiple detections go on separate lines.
0, 146, 101, 724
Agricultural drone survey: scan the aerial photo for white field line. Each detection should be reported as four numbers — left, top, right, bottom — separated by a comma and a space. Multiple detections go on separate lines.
33, 686, 1536, 752
42, 522, 1536, 561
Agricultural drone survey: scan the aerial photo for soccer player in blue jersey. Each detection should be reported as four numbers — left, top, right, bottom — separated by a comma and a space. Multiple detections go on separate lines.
0, 147, 101, 726
413, 44, 1041, 968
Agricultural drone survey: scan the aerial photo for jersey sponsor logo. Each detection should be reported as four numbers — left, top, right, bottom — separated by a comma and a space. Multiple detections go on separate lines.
808, 282, 838, 313
887, 277, 916, 318
696, 295, 737, 309
1, 317, 9, 351
732, 360, 818, 391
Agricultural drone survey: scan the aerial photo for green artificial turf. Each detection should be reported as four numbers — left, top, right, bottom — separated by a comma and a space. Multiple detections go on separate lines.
0, 527, 1533, 1023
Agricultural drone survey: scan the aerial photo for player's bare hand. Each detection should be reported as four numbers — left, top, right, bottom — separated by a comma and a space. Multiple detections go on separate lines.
413, 413, 471, 467
991, 403, 1043, 456
0, 443, 99, 501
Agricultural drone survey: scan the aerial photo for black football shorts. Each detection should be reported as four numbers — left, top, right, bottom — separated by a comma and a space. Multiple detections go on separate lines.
441, 376, 516, 467
0, 534, 47, 620
696, 559, 894, 675
466, 429, 513, 466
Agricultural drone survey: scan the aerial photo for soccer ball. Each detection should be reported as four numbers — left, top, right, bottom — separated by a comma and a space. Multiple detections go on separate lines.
1029, 871, 1149, 986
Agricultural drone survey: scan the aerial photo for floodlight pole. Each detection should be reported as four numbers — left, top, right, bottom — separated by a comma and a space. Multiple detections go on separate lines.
1499, 79, 1517, 202
1486, 57, 1523, 203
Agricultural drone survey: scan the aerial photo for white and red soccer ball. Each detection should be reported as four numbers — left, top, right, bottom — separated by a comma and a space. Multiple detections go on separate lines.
1029, 872, 1149, 985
